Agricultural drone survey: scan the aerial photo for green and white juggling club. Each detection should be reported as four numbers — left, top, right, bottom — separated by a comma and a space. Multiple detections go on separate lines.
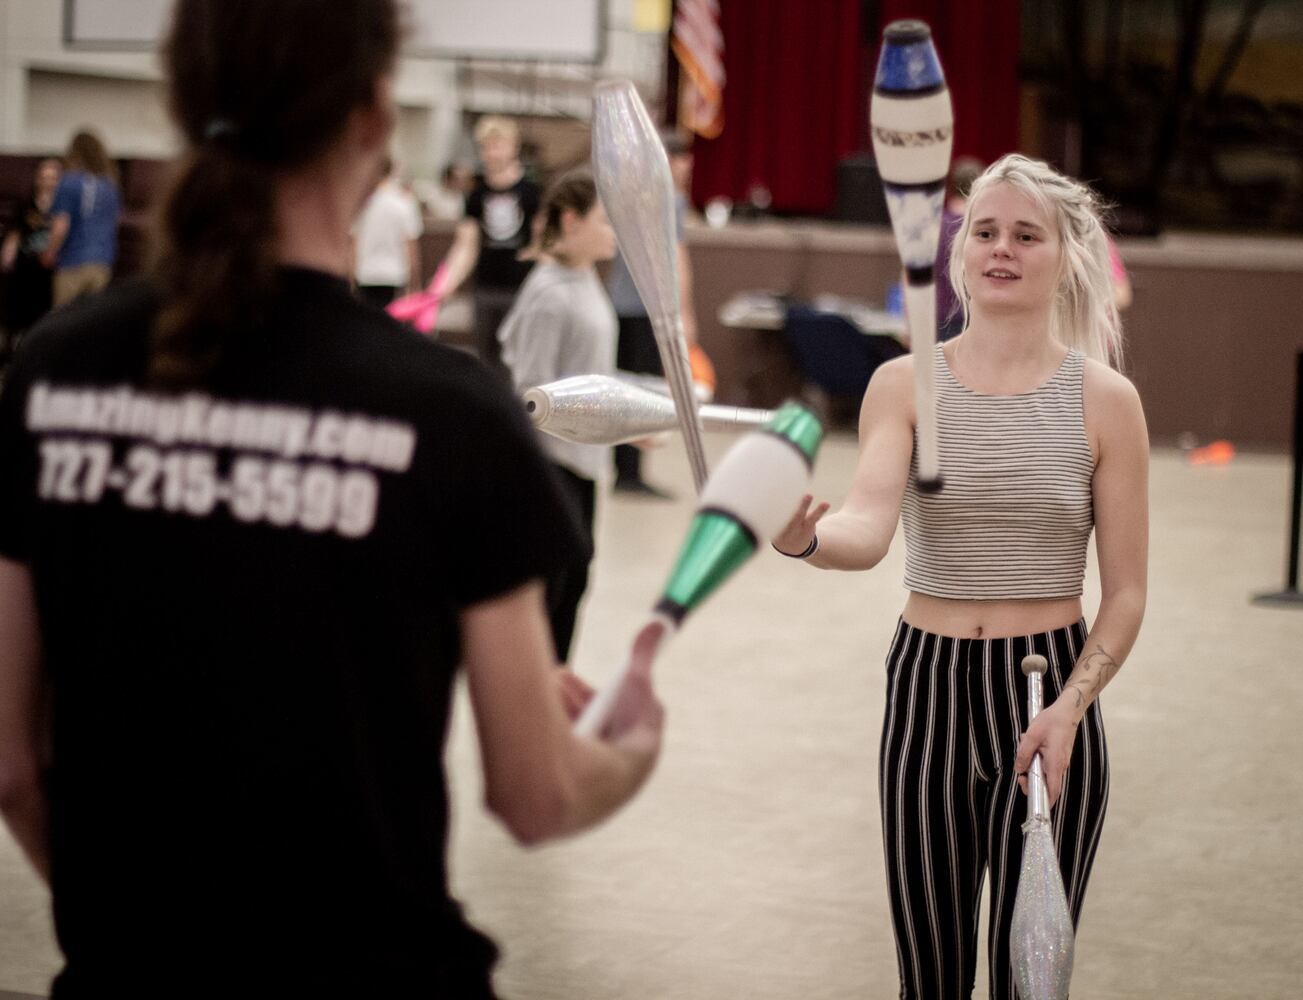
574, 403, 824, 737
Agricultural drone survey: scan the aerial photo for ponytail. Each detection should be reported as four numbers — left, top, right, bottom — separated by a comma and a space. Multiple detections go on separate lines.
149, 0, 399, 386
521, 169, 598, 263
149, 147, 277, 384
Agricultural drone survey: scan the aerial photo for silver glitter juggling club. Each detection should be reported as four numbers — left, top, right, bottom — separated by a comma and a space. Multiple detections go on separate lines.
592, 80, 709, 492
523, 374, 772, 445
1010, 654, 1075, 1000
870, 20, 953, 493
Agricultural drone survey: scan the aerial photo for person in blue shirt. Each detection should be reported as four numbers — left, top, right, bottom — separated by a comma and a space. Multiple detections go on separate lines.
42, 130, 121, 308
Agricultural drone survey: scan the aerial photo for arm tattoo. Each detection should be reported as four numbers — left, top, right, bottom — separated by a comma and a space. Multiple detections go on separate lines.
1064, 645, 1119, 712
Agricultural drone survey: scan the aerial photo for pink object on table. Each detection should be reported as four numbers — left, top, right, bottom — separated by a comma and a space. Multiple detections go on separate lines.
387, 263, 449, 335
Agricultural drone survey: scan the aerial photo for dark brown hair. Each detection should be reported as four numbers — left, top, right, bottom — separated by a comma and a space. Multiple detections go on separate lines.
149, 0, 400, 385
536, 169, 599, 256
65, 130, 116, 182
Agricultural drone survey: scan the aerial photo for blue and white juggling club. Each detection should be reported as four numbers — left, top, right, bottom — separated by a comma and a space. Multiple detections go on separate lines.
870, 20, 953, 492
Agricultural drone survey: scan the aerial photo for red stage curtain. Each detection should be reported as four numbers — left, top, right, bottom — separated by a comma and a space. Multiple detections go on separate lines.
689, 0, 864, 216
874, 0, 1021, 168
689, 1, 1020, 216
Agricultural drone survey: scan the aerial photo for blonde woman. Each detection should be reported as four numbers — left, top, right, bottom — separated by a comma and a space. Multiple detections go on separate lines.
774, 154, 1148, 1000
436, 115, 541, 379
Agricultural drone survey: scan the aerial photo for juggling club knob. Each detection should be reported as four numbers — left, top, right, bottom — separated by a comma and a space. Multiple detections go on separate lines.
1021, 654, 1048, 677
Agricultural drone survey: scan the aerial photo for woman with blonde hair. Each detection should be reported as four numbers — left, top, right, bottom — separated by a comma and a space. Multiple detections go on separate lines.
434, 114, 541, 378
774, 153, 1148, 999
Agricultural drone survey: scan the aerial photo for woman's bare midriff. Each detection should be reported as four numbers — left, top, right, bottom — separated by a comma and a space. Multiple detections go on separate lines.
901, 591, 1084, 640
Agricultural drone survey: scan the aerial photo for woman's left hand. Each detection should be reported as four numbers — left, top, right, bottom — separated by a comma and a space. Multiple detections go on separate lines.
1013, 698, 1080, 808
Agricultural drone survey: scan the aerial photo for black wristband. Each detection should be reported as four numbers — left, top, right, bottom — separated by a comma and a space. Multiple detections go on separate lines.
772, 535, 819, 559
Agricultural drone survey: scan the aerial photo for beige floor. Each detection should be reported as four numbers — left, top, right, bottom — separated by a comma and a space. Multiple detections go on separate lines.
1, 432, 1301, 998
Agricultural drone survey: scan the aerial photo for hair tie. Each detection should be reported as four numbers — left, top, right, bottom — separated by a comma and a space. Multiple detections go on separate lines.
772, 535, 819, 559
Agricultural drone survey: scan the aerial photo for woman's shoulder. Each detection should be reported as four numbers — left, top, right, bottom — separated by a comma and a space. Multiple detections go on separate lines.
854, 353, 916, 431
1081, 356, 1146, 445
868, 353, 916, 397
1081, 356, 1141, 406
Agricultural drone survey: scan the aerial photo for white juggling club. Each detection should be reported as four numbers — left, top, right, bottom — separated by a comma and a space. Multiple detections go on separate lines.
574, 403, 824, 737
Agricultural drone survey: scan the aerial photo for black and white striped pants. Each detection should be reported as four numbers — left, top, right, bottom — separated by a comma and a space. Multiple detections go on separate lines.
879, 618, 1109, 1000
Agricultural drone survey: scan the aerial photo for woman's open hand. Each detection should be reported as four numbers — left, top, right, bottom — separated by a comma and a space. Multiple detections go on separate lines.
771, 493, 829, 557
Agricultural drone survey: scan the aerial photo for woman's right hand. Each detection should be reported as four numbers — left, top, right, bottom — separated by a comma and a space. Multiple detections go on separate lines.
771, 493, 829, 557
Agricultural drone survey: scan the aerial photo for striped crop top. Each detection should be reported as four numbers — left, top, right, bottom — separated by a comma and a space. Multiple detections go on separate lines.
901, 345, 1095, 600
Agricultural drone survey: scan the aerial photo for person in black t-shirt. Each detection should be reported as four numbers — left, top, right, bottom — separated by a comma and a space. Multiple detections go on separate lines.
0, 4, 663, 998
435, 115, 542, 379
1, 157, 61, 369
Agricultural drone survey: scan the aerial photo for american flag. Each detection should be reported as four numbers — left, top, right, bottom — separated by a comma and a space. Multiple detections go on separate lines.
671, 0, 725, 139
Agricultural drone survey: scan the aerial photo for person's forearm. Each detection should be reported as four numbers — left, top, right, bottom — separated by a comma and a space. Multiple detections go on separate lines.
677, 245, 698, 344
45, 215, 69, 260
803, 510, 893, 571
0, 770, 50, 883
1054, 586, 1145, 723
493, 731, 654, 844
558, 736, 657, 836
440, 239, 476, 298
408, 241, 422, 293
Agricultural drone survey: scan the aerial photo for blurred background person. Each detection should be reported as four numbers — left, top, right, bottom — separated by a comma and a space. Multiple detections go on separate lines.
435, 116, 541, 379
425, 161, 474, 222
890, 156, 985, 346
498, 169, 617, 662
352, 155, 424, 308
936, 156, 984, 342
607, 127, 699, 499
1108, 236, 1133, 312
1, 157, 60, 373
42, 130, 120, 308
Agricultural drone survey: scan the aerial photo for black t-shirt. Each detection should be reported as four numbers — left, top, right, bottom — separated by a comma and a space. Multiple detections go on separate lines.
464, 174, 540, 293
2, 196, 55, 329
0, 268, 585, 996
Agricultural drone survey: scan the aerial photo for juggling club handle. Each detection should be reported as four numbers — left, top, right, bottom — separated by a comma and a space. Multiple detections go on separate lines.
1021, 654, 1050, 821
650, 313, 709, 493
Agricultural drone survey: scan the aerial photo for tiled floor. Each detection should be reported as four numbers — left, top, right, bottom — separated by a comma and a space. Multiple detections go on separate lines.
2, 433, 1300, 998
